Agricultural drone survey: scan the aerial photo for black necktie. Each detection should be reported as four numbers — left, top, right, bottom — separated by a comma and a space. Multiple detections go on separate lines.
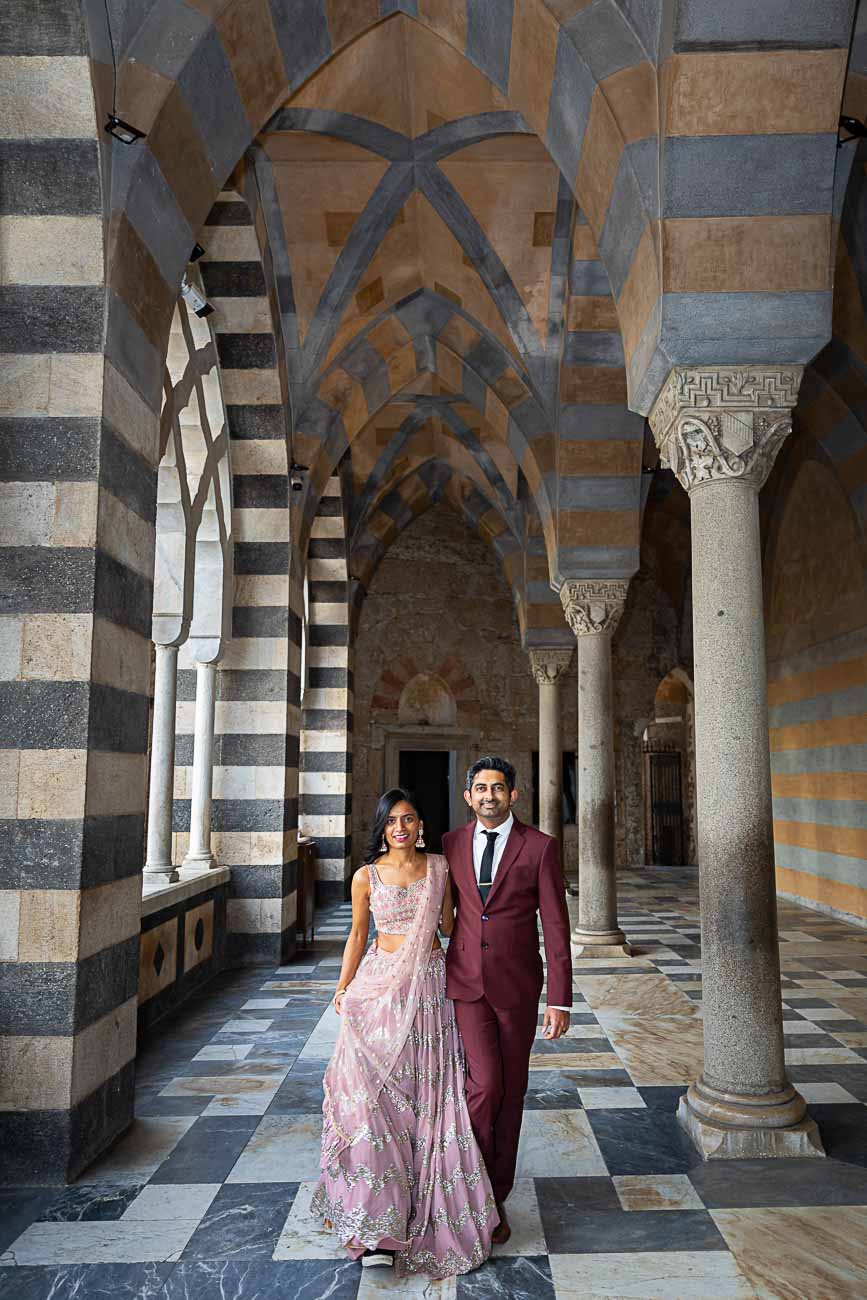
479, 830, 498, 903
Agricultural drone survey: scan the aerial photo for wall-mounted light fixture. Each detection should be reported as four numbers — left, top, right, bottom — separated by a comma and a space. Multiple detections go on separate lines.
838, 115, 867, 148
180, 274, 214, 318
104, 114, 146, 144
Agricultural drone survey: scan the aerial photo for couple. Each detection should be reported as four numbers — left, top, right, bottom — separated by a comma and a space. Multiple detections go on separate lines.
311, 756, 574, 1278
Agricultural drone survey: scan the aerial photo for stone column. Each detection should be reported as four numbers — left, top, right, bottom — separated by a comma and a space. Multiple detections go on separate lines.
144, 643, 180, 883
560, 581, 632, 957
650, 364, 822, 1159
181, 660, 218, 873
529, 648, 574, 864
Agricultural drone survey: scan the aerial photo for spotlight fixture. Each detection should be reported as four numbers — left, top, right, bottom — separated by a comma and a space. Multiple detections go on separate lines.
838, 115, 867, 147
180, 273, 214, 318
290, 461, 308, 492
190, 242, 206, 263
104, 114, 146, 144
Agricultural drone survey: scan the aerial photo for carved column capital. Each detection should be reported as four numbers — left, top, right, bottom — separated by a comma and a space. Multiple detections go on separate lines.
560, 580, 628, 638
529, 648, 573, 686
649, 365, 803, 494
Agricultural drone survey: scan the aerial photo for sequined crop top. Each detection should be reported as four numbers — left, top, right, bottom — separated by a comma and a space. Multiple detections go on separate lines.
367, 862, 427, 934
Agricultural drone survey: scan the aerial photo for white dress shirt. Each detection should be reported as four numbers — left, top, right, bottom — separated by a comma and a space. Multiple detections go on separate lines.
472, 812, 515, 883
471, 813, 570, 1015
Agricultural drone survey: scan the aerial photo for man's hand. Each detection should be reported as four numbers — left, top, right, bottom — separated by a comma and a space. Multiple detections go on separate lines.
542, 1007, 570, 1039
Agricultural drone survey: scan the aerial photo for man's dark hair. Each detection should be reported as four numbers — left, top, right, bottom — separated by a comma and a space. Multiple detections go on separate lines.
466, 756, 516, 793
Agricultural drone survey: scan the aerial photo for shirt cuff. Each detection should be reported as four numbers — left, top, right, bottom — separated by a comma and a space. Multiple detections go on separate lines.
547, 1005, 571, 1012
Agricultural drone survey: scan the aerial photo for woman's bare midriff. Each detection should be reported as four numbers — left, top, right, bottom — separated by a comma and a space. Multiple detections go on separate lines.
375, 932, 442, 954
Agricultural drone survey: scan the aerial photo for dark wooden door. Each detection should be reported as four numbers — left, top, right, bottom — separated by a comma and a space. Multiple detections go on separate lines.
649, 751, 684, 865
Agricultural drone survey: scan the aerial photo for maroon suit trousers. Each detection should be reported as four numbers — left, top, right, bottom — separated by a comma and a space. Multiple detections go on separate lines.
453, 994, 538, 1205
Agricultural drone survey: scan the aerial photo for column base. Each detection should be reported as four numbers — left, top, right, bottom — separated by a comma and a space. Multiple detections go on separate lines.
143, 863, 180, 884
571, 926, 633, 958
678, 1077, 825, 1160
179, 853, 217, 875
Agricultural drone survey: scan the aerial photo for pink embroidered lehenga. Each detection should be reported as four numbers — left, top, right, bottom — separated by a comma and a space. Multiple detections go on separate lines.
312, 854, 497, 1277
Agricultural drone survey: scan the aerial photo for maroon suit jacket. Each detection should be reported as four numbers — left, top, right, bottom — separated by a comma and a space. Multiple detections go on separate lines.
443, 817, 573, 1009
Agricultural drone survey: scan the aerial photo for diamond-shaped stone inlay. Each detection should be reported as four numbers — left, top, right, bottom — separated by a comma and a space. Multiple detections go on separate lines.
194, 918, 205, 951
153, 942, 166, 976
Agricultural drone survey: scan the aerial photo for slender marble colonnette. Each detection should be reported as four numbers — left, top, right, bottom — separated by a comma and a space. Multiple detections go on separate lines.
145, 643, 180, 882
560, 581, 632, 957
650, 364, 823, 1159
529, 647, 573, 871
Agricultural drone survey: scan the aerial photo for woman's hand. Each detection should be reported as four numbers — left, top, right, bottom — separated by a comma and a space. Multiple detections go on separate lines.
333, 987, 347, 1014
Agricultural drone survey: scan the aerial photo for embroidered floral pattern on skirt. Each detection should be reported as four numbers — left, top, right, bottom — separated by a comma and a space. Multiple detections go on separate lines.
312, 945, 497, 1278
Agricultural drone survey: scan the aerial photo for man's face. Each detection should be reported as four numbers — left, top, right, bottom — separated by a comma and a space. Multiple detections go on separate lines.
464, 769, 518, 825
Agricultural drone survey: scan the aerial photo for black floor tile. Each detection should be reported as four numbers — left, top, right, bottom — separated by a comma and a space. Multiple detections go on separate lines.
0, 1189, 56, 1254
39, 1185, 143, 1222
180, 1183, 298, 1259
267, 1076, 328, 1114
689, 1155, 867, 1208
808, 1104, 867, 1167
587, 1109, 703, 1175
637, 1086, 689, 1111
457, 1254, 554, 1299
0, 1264, 174, 1300
163, 1259, 360, 1299
540, 1208, 727, 1254
149, 1116, 261, 1184
535, 1175, 620, 1225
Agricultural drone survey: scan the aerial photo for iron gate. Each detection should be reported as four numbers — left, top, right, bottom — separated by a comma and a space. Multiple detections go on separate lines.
648, 750, 684, 865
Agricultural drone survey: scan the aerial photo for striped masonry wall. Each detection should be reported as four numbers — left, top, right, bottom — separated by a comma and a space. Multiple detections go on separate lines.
769, 627, 867, 927
300, 477, 354, 900
0, 2, 158, 1179
558, 210, 645, 581
177, 191, 301, 963
764, 13, 867, 929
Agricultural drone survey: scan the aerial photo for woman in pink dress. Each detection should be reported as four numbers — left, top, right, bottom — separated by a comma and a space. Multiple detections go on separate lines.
312, 787, 498, 1277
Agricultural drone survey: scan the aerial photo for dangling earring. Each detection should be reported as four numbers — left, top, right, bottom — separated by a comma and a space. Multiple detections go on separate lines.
416, 825, 426, 849
379, 836, 387, 852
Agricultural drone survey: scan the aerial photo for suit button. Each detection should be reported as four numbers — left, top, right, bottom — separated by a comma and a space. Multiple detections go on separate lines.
482, 942, 489, 949
482, 915, 489, 922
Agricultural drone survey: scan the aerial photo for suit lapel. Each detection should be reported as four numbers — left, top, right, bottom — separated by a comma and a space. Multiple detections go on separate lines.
454, 820, 478, 907
484, 817, 526, 908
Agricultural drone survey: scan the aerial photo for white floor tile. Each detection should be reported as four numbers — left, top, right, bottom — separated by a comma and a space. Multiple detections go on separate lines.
578, 1087, 645, 1110
2, 1218, 201, 1264
227, 1115, 323, 1183
549, 1249, 757, 1298
515, 1110, 607, 1177
121, 1183, 220, 1222
273, 1179, 344, 1259
796, 1082, 861, 1104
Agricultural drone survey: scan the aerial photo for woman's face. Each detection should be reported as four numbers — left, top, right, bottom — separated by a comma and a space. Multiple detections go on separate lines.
384, 801, 421, 850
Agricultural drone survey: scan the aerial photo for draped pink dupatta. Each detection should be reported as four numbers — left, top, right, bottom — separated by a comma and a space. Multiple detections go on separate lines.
322, 855, 447, 1162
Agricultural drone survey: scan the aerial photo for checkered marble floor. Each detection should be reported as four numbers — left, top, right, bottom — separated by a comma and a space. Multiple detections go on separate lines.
3, 868, 867, 1298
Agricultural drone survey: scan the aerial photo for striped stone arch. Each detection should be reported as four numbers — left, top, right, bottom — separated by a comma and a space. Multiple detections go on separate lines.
371, 655, 481, 732
294, 293, 557, 557
173, 189, 302, 965
90, 0, 852, 438
347, 455, 568, 650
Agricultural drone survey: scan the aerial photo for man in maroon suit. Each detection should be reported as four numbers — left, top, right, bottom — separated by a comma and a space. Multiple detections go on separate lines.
443, 756, 573, 1244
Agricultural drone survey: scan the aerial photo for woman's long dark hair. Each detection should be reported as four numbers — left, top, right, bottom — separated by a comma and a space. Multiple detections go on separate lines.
365, 787, 425, 863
